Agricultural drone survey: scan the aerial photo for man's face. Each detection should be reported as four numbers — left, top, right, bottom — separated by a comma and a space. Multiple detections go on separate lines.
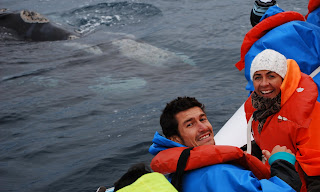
170, 106, 215, 147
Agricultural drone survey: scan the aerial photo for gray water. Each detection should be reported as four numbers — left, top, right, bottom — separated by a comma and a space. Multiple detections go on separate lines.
0, 0, 309, 191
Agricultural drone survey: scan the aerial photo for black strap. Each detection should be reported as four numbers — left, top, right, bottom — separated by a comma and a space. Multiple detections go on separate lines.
171, 147, 193, 192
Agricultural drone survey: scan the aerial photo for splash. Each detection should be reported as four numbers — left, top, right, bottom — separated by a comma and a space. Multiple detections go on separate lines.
62, 2, 162, 34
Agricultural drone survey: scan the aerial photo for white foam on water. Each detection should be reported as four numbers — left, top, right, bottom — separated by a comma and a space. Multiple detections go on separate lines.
112, 38, 195, 67
63, 42, 103, 55
88, 76, 147, 94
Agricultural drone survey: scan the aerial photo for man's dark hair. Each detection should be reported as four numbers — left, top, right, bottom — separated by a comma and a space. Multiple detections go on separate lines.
160, 96, 205, 138
113, 163, 151, 191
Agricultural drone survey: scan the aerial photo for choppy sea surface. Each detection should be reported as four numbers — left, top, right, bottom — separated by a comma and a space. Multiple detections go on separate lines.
0, 0, 308, 191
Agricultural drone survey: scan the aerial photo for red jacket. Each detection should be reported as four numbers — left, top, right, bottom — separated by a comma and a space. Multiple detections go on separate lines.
245, 60, 320, 191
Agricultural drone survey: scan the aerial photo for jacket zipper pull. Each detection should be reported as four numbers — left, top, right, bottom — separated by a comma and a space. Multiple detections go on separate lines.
278, 115, 288, 122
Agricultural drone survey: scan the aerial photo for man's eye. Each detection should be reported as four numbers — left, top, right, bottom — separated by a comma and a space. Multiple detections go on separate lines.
200, 118, 207, 122
186, 123, 193, 127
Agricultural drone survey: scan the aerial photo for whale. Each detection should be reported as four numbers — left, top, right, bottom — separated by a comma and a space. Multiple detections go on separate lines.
0, 9, 78, 41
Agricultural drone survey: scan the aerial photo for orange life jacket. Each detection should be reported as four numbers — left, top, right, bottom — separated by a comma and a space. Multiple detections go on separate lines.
151, 145, 271, 180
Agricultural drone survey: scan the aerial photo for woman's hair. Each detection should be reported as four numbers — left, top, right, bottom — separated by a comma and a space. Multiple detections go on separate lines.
160, 96, 205, 138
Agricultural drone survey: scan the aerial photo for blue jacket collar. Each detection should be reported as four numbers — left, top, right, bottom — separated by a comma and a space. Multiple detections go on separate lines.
149, 131, 185, 155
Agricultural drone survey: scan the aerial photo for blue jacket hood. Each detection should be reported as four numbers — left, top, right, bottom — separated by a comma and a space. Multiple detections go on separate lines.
260, 6, 285, 22
149, 131, 185, 155
307, 6, 320, 26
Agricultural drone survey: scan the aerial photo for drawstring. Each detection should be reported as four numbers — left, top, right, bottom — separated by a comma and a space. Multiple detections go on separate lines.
310, 65, 320, 78
246, 115, 254, 155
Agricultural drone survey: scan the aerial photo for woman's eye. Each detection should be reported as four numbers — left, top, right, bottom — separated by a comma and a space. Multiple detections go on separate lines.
268, 75, 275, 79
254, 76, 261, 80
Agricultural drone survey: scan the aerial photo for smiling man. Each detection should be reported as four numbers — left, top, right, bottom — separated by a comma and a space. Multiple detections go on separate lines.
168, 105, 215, 147
149, 96, 302, 192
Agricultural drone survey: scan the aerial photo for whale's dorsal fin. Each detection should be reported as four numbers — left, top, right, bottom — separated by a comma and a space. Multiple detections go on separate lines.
20, 10, 49, 23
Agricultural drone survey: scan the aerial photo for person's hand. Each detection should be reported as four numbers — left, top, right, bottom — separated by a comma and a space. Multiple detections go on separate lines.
262, 145, 293, 160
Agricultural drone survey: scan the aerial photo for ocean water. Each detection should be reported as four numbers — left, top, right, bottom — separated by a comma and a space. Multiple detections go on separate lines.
0, 0, 309, 191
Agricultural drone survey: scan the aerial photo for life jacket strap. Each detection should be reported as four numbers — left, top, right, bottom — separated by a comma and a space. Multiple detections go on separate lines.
171, 147, 193, 192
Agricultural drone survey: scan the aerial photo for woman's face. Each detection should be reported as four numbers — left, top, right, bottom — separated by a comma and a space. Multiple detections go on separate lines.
253, 70, 283, 99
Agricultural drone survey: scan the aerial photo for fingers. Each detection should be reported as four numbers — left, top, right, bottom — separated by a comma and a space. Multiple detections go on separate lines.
270, 145, 294, 156
286, 148, 293, 154
262, 149, 271, 159
262, 145, 295, 161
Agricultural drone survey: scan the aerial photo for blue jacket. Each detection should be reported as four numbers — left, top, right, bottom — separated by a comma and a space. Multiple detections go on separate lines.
149, 132, 297, 192
241, 6, 320, 101
307, 6, 320, 26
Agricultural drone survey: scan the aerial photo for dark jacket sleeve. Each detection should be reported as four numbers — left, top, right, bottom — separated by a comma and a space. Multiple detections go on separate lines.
305, 173, 320, 192
270, 160, 301, 192
240, 140, 263, 161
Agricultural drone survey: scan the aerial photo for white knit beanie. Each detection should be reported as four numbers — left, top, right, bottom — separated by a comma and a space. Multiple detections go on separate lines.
250, 49, 287, 80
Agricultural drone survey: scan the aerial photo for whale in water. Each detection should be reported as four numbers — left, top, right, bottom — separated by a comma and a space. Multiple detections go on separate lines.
0, 9, 78, 41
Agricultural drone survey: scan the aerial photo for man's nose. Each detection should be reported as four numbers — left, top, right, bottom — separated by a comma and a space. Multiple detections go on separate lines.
198, 121, 208, 131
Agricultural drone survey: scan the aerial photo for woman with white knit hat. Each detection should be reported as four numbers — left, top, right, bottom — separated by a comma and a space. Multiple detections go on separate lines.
244, 49, 320, 191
